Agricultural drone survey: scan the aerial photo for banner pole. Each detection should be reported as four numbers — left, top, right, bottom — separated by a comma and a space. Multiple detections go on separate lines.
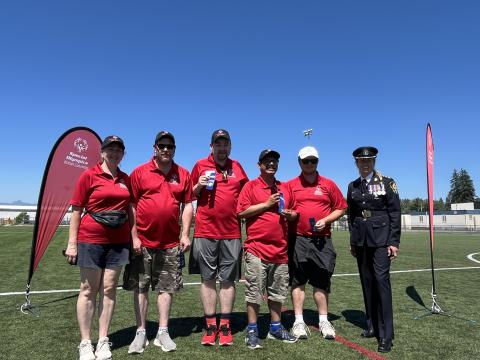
22, 127, 101, 315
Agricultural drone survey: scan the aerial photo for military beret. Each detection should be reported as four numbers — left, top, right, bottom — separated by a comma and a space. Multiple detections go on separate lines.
352, 146, 378, 159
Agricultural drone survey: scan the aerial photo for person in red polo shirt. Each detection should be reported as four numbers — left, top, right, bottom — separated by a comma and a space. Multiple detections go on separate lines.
190, 129, 249, 346
66, 135, 131, 360
287, 146, 347, 341
124, 131, 194, 354
237, 149, 299, 349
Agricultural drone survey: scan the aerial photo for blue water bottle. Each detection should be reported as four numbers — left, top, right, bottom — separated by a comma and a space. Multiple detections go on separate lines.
309, 217, 316, 232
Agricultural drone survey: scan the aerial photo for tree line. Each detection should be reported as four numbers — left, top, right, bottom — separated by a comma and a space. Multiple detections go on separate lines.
401, 168, 479, 213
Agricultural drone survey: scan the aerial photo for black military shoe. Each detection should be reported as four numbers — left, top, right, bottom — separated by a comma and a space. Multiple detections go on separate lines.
360, 328, 375, 338
378, 338, 393, 353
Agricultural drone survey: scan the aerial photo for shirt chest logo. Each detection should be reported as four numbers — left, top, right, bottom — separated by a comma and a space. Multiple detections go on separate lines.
169, 174, 180, 185
314, 186, 323, 196
118, 180, 128, 189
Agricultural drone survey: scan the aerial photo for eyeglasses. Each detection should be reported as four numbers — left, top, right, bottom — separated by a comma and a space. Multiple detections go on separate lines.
156, 144, 175, 150
301, 158, 318, 165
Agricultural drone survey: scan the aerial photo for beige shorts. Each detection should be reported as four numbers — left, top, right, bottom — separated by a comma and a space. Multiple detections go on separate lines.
244, 251, 289, 305
123, 246, 183, 294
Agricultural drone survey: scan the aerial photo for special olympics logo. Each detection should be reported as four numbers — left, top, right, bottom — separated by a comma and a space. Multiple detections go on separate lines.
74, 138, 88, 153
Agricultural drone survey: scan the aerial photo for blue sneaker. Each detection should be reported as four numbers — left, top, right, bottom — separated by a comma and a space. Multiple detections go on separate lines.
245, 329, 263, 349
267, 325, 298, 343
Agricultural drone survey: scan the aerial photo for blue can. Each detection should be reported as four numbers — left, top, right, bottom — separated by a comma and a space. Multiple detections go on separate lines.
178, 250, 185, 269
205, 170, 216, 190
278, 192, 285, 213
309, 217, 316, 232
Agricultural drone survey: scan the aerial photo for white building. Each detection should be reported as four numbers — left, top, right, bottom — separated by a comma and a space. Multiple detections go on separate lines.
0, 204, 72, 225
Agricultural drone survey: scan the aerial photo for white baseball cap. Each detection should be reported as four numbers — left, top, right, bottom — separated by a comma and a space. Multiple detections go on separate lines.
298, 146, 319, 159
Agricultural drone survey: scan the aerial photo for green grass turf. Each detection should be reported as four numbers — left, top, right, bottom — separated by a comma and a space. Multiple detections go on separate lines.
0, 226, 479, 359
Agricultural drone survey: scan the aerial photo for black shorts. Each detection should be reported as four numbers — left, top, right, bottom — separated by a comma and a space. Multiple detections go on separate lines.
77, 242, 129, 269
289, 235, 336, 292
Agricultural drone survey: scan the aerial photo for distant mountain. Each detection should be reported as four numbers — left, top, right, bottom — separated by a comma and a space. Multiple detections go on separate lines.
0, 200, 36, 206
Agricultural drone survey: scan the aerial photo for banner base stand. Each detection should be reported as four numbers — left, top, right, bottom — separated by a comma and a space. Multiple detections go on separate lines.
414, 292, 476, 325
20, 285, 40, 317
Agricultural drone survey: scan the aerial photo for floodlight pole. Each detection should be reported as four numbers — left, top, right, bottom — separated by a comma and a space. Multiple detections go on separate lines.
303, 128, 313, 140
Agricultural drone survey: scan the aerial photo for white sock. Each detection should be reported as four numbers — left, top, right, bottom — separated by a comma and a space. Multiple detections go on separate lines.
158, 327, 168, 333
319, 314, 328, 323
295, 314, 304, 323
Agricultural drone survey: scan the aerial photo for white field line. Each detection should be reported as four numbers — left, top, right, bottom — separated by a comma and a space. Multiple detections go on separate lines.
467, 252, 480, 264
1, 265, 480, 297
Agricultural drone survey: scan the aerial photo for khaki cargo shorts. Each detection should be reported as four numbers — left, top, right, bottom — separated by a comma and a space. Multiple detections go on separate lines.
244, 251, 289, 305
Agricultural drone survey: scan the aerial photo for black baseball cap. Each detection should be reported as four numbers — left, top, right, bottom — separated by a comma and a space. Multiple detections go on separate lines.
211, 129, 231, 144
155, 131, 175, 144
101, 135, 125, 150
352, 146, 378, 159
258, 149, 280, 162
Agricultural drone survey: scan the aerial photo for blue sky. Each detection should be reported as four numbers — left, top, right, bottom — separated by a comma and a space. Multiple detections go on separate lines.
1, 1, 479, 204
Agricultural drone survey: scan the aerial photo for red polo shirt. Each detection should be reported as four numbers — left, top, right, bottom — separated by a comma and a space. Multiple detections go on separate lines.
287, 173, 347, 237
130, 159, 194, 249
71, 163, 131, 244
191, 154, 248, 239
237, 176, 295, 264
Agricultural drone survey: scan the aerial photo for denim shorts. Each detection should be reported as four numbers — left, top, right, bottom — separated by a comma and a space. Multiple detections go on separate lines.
77, 242, 129, 269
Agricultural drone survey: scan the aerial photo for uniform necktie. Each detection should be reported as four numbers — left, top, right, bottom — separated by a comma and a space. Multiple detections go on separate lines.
361, 179, 368, 191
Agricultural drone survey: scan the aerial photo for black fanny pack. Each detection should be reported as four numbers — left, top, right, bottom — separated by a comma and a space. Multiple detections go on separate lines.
89, 210, 128, 228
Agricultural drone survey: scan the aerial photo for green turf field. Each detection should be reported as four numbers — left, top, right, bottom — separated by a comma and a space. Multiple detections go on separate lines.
0, 226, 479, 359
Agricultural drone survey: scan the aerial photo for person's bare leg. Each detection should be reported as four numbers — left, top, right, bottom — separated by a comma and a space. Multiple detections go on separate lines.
77, 267, 102, 340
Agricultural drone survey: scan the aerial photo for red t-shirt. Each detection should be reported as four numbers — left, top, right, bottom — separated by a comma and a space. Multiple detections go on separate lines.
130, 159, 194, 249
287, 173, 347, 237
71, 163, 131, 244
191, 154, 249, 239
237, 176, 295, 264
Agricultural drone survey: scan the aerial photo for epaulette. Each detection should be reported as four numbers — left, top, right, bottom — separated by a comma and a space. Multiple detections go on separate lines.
375, 170, 383, 181
376, 170, 392, 181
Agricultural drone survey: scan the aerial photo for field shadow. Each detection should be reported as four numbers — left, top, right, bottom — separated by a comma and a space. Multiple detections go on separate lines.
341, 309, 369, 330
406, 285, 427, 309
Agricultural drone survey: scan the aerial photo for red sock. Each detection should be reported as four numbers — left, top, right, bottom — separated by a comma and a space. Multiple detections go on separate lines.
220, 315, 231, 327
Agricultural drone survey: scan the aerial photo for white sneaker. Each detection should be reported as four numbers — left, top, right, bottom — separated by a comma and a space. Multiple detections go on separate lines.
128, 329, 149, 354
78, 340, 95, 360
290, 321, 311, 339
95, 337, 112, 360
319, 320, 336, 339
153, 329, 177, 352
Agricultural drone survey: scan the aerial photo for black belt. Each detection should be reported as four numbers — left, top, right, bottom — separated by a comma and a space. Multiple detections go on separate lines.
356, 210, 388, 219
298, 234, 329, 240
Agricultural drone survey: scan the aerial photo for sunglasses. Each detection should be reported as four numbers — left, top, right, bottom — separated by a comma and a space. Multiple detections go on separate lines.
156, 144, 175, 150
301, 158, 318, 165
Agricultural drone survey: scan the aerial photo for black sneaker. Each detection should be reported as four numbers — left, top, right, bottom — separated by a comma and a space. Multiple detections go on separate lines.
245, 329, 263, 349
267, 326, 298, 343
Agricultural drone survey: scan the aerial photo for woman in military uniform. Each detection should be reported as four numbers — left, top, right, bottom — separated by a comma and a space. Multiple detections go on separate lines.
346, 146, 401, 353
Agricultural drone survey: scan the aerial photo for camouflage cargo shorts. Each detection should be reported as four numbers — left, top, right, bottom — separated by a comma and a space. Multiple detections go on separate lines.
123, 246, 183, 293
